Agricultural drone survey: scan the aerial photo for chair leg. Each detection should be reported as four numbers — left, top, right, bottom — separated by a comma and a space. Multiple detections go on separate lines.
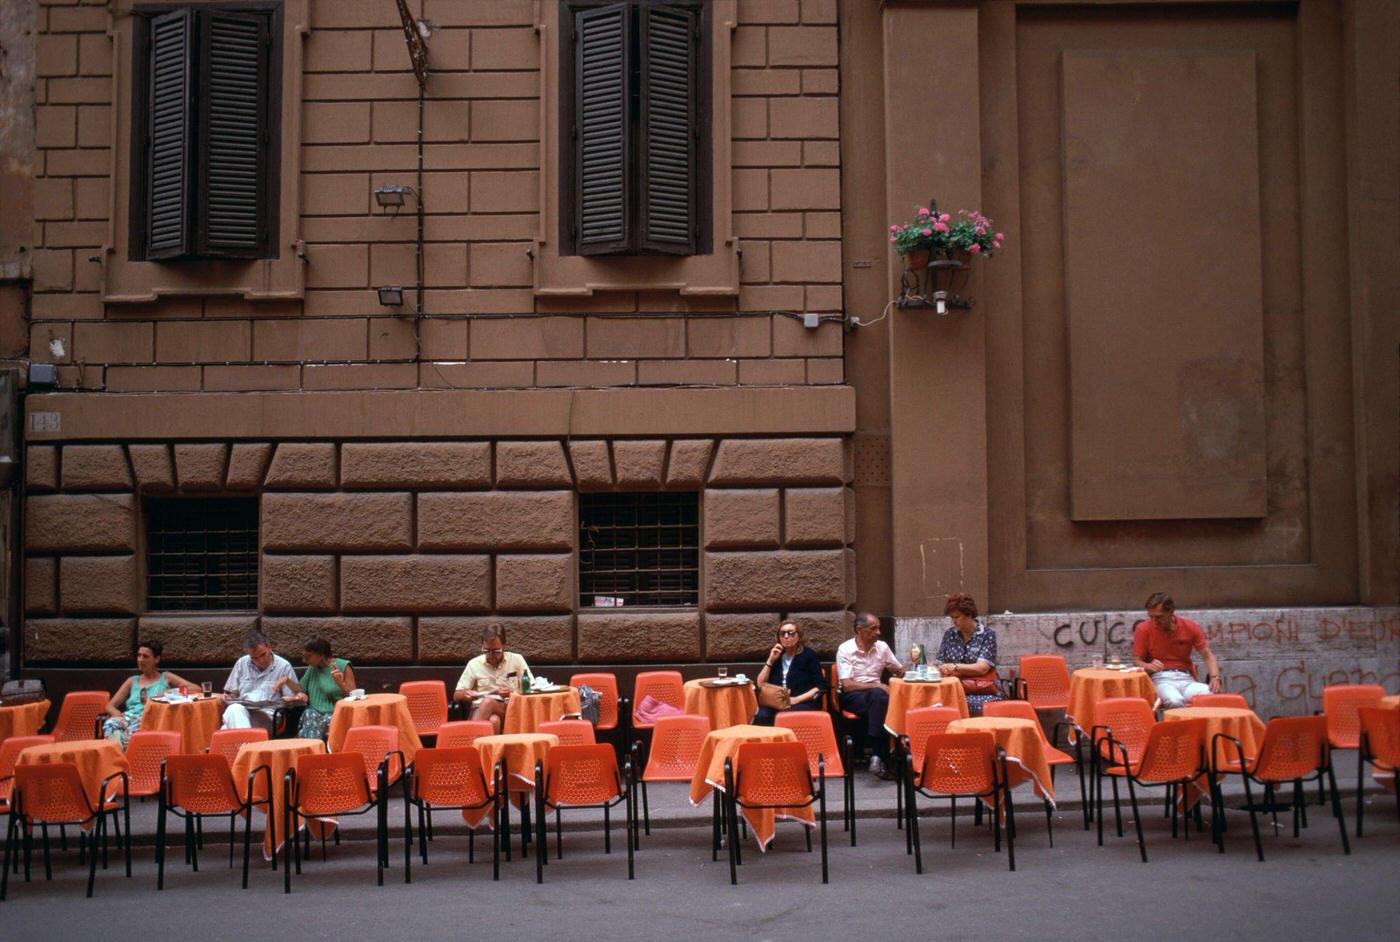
819, 783, 829, 884
726, 794, 740, 886
155, 800, 167, 890
1125, 777, 1146, 863
1355, 758, 1366, 837
242, 804, 254, 889
1, 810, 15, 900
1076, 740, 1090, 830
1044, 799, 1054, 847
556, 807, 563, 860
1292, 780, 1303, 838
949, 795, 957, 849
85, 815, 101, 898
603, 803, 611, 855
1239, 773, 1264, 861
42, 823, 53, 881
847, 766, 856, 847
908, 779, 922, 875
1325, 762, 1351, 855
1004, 786, 1017, 872
1111, 776, 1124, 837
711, 792, 721, 862
640, 779, 651, 836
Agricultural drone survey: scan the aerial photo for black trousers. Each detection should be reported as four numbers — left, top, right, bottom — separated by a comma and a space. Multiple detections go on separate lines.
840, 688, 891, 760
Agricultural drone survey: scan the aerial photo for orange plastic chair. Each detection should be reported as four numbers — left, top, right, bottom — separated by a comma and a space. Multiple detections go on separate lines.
905, 731, 1012, 873
630, 671, 684, 733
725, 740, 826, 885
1356, 707, 1400, 837
535, 743, 634, 883
405, 746, 498, 881
827, 663, 864, 746
341, 725, 405, 797
1018, 654, 1072, 712
1099, 717, 1207, 861
2, 762, 129, 899
1321, 684, 1384, 750
399, 681, 450, 741
1189, 693, 1251, 709
435, 720, 495, 750
902, 706, 962, 784
125, 730, 183, 799
538, 720, 596, 746
157, 752, 272, 889
636, 713, 711, 837
777, 710, 855, 844
0, 735, 54, 813
52, 690, 110, 742
284, 751, 405, 893
208, 727, 268, 767
1090, 696, 1157, 832
985, 699, 1086, 832
1211, 714, 1350, 859
570, 672, 625, 734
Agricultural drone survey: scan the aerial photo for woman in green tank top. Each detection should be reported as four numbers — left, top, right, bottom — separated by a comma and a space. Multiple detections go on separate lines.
278, 635, 355, 740
102, 640, 198, 747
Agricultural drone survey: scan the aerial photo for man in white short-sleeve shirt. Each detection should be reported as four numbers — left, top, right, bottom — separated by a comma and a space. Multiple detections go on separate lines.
220, 630, 296, 732
835, 612, 905, 780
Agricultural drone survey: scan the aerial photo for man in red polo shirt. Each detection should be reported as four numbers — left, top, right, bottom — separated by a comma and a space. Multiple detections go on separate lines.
1132, 592, 1222, 708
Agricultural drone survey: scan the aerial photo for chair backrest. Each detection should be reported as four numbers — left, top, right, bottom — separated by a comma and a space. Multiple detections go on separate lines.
631, 672, 684, 728
1190, 693, 1250, 709
13, 762, 92, 822
435, 720, 495, 750
399, 681, 449, 736
918, 731, 998, 796
0, 735, 55, 805
642, 714, 711, 781
1321, 684, 1385, 749
125, 730, 183, 797
827, 664, 849, 714
341, 724, 402, 786
1018, 654, 1071, 709
905, 706, 961, 773
546, 743, 621, 806
294, 752, 372, 816
1358, 707, 1400, 768
52, 690, 110, 742
1253, 715, 1329, 783
538, 719, 596, 746
411, 747, 491, 808
981, 699, 1054, 748
775, 710, 845, 777
733, 740, 813, 807
1093, 697, 1157, 764
1136, 719, 1206, 782
165, 753, 241, 814
569, 672, 621, 730
208, 727, 269, 766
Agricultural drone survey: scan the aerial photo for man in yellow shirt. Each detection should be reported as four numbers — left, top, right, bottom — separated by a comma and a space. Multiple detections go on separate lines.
452, 624, 533, 734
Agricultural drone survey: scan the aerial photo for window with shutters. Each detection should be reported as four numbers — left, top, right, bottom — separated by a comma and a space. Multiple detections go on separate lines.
128, 4, 281, 262
560, 0, 710, 257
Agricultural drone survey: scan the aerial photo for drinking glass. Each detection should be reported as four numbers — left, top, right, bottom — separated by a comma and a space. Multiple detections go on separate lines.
717, 666, 728, 679
201, 681, 213, 698
1091, 654, 1104, 670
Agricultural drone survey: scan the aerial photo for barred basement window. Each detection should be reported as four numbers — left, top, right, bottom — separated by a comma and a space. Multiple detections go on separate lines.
145, 497, 259, 611
579, 492, 699, 607
128, 3, 282, 261
560, 0, 711, 256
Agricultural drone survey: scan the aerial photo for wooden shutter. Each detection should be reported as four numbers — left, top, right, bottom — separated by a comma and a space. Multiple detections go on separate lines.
144, 9, 194, 259
638, 5, 698, 255
198, 11, 270, 258
573, 3, 631, 255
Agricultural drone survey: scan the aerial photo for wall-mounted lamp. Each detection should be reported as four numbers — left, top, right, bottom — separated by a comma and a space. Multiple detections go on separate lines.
377, 285, 405, 307
373, 183, 417, 212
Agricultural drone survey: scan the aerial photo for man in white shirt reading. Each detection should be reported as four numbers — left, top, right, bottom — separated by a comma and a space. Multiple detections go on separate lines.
220, 630, 296, 732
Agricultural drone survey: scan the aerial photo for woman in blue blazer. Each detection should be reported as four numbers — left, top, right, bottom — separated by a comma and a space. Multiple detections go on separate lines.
752, 620, 827, 725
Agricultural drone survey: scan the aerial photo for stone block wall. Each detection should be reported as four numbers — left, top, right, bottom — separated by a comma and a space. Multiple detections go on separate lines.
897, 607, 1400, 718
23, 435, 855, 668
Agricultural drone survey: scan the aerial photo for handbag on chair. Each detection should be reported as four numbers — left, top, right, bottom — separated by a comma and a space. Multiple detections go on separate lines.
959, 669, 1000, 695
757, 683, 791, 711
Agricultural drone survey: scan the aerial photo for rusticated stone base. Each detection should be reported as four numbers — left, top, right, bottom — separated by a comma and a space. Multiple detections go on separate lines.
23, 435, 854, 668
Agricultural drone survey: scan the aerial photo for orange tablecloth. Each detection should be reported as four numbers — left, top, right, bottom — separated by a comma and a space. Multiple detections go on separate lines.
473, 733, 558, 825
141, 697, 221, 753
1364, 700, 1397, 791
230, 737, 330, 858
0, 700, 49, 743
16, 739, 129, 821
504, 687, 582, 734
947, 717, 1054, 805
687, 724, 811, 851
1165, 706, 1265, 769
1066, 668, 1156, 737
683, 679, 759, 730
885, 677, 968, 735
326, 693, 423, 761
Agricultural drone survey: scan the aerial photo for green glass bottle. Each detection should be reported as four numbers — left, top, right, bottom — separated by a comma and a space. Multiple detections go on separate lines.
520, 672, 531, 694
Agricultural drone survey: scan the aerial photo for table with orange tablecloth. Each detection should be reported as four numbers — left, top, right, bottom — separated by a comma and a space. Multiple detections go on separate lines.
230, 737, 331, 858
1367, 697, 1397, 791
16, 739, 130, 821
1066, 668, 1156, 739
885, 677, 969, 736
472, 733, 558, 826
326, 693, 423, 761
0, 700, 49, 743
504, 687, 582, 734
687, 724, 811, 851
684, 679, 759, 730
946, 716, 1055, 805
141, 696, 221, 753
1163, 706, 1263, 809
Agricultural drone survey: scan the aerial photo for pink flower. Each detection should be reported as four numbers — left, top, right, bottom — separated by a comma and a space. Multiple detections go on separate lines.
975, 226, 985, 235
920, 227, 932, 236
939, 213, 950, 223
933, 222, 948, 232
993, 241, 1002, 249
889, 235, 897, 242
995, 232, 1004, 241
889, 224, 899, 232
969, 243, 981, 253
917, 207, 930, 216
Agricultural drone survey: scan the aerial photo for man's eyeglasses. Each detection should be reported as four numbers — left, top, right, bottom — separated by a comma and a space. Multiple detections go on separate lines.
481, 647, 504, 655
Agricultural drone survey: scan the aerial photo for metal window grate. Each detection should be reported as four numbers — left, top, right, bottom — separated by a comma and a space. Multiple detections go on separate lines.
579, 492, 699, 607
145, 497, 259, 611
